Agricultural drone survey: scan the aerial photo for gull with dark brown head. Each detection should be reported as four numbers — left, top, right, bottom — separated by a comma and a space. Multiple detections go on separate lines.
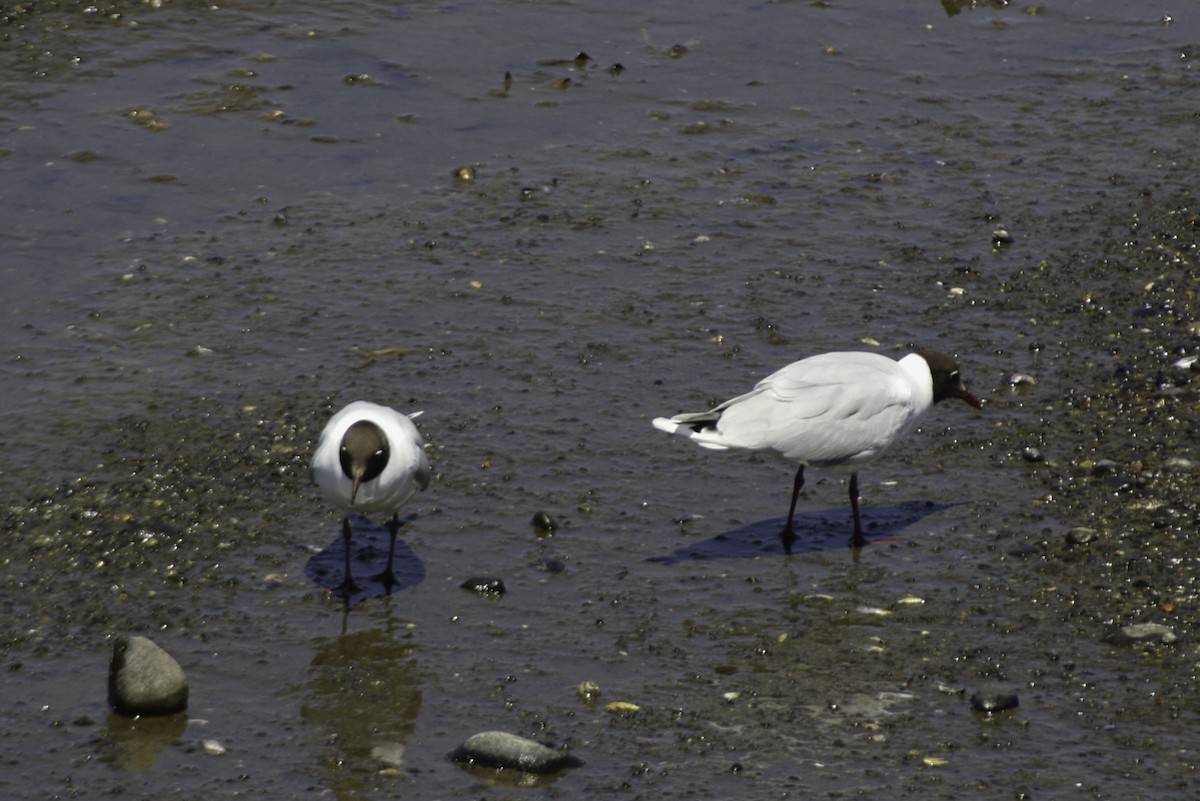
311, 401, 431, 593
653, 350, 982, 553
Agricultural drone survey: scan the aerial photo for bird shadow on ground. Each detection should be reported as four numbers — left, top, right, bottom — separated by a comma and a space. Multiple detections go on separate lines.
305, 515, 425, 608
648, 500, 957, 565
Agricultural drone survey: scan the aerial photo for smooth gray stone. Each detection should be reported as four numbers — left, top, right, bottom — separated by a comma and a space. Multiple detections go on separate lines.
108, 635, 189, 716
451, 730, 582, 773
1105, 622, 1177, 646
1066, 527, 1099, 545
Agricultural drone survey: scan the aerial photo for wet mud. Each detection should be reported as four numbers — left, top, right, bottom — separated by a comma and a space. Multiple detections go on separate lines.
2, 1, 1200, 798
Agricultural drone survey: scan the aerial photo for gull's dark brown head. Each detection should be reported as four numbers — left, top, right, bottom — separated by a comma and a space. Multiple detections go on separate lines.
919, 350, 983, 409
339, 420, 390, 503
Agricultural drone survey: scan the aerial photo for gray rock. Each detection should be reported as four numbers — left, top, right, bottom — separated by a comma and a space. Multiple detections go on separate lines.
1021, 446, 1045, 463
451, 730, 582, 774
108, 635, 189, 716
1105, 622, 1178, 646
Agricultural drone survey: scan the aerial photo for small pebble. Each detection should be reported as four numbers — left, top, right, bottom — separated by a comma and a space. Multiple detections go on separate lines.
1162, 457, 1194, 474
970, 686, 1020, 714
855, 605, 892, 616
531, 511, 559, 533
1105, 622, 1177, 646
202, 739, 226, 756
1091, 459, 1121, 476
606, 701, 640, 714
992, 228, 1015, 245
577, 680, 601, 704
460, 577, 506, 598
1021, 447, 1045, 463
1066, 527, 1098, 546
450, 730, 582, 773
1008, 372, 1037, 386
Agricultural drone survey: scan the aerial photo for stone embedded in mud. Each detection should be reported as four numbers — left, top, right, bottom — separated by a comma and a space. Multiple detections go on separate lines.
1066, 526, 1099, 546
970, 685, 1020, 714
108, 635, 189, 716
1021, 446, 1046, 463
577, 679, 601, 704
450, 730, 582, 774
535, 557, 567, 574
460, 576, 506, 597
1162, 457, 1194, 474
1104, 622, 1177, 646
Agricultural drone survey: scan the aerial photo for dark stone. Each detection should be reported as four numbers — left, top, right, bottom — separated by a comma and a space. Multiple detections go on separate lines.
970, 686, 1019, 714
1006, 542, 1044, 558
460, 577, 506, 598
531, 511, 559, 532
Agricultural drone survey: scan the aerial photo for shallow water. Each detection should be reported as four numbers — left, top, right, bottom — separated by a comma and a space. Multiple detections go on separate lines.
2, 1, 1199, 798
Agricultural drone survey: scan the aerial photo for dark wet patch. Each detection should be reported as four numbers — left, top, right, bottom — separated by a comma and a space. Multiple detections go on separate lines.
649, 501, 955, 563
304, 515, 426, 608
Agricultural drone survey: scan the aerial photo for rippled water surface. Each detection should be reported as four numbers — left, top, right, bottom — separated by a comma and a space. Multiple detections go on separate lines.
3, 1, 1199, 798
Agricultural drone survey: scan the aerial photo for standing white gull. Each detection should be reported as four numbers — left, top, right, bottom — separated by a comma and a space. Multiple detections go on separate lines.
653, 350, 982, 552
311, 401, 431, 593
